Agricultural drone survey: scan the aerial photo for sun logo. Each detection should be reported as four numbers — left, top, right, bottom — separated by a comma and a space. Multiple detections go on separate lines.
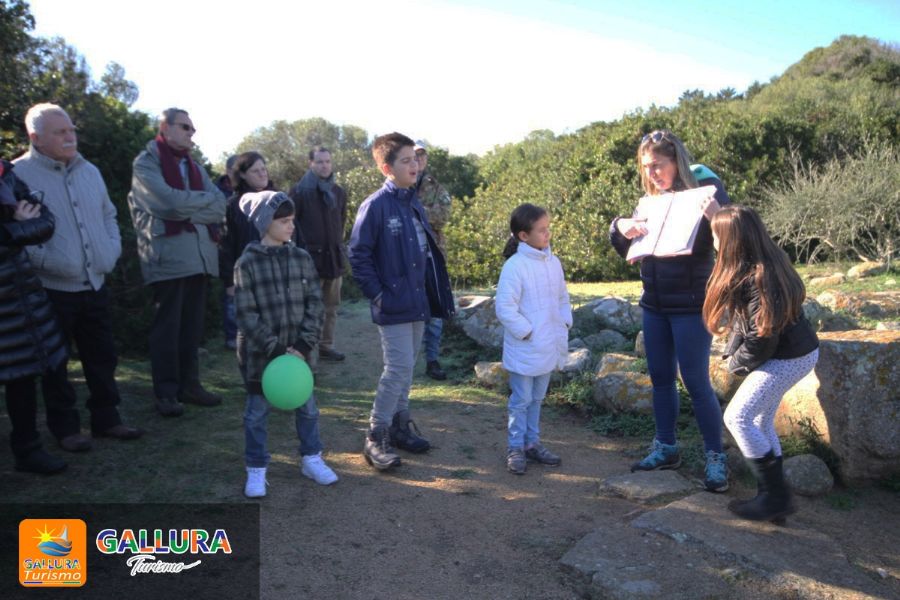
33, 524, 73, 557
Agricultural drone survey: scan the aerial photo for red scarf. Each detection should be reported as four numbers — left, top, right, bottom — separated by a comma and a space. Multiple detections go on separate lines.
155, 135, 220, 241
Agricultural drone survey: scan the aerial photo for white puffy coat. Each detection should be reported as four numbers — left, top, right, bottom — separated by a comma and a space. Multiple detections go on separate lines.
495, 242, 572, 376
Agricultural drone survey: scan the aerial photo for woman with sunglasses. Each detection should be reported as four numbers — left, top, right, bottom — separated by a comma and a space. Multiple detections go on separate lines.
609, 129, 731, 492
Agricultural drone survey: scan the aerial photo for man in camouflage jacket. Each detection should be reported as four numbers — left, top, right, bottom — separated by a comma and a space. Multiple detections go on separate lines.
414, 141, 452, 380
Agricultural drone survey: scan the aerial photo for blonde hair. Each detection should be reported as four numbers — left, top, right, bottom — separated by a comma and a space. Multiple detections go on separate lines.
637, 129, 698, 195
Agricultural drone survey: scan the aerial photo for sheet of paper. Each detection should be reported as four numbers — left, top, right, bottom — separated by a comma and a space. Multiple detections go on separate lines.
626, 185, 716, 262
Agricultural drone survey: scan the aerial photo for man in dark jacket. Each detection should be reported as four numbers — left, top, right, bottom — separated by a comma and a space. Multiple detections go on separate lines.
290, 147, 347, 362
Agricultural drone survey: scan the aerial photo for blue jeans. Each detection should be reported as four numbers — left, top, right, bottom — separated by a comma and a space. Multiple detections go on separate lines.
643, 308, 722, 452
422, 317, 443, 362
222, 291, 237, 345
507, 371, 551, 449
244, 392, 322, 468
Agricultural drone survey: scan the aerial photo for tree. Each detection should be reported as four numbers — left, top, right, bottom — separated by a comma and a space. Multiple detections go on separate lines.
0, 0, 36, 156
234, 118, 371, 191
99, 62, 139, 107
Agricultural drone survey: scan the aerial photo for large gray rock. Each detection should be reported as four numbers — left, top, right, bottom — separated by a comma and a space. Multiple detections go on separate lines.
784, 454, 834, 497
631, 492, 888, 599
593, 354, 653, 414
459, 297, 504, 348
474, 361, 507, 388
584, 329, 629, 352
559, 524, 735, 600
877, 321, 900, 331
593, 372, 653, 414
559, 348, 592, 375
599, 470, 697, 502
775, 329, 900, 483
591, 296, 642, 334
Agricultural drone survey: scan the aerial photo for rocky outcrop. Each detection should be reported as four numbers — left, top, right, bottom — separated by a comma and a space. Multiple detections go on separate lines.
775, 330, 900, 483
593, 353, 653, 414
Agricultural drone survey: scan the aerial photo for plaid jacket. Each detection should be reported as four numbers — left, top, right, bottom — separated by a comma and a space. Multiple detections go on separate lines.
234, 241, 323, 387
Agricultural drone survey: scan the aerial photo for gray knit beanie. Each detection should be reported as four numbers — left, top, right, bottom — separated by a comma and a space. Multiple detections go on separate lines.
239, 191, 293, 237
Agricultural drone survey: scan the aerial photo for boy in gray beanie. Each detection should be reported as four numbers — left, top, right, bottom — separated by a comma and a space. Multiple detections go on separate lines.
234, 190, 338, 496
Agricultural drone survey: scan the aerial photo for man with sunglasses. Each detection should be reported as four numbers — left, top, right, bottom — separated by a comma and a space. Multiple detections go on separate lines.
128, 108, 226, 417
14, 103, 144, 451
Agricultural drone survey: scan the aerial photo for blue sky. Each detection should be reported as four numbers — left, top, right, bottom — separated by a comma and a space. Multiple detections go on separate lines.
27, 0, 899, 164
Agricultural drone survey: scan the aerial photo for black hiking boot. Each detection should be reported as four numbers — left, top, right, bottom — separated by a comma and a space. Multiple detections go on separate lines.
364, 426, 401, 470
389, 410, 431, 453
728, 452, 795, 523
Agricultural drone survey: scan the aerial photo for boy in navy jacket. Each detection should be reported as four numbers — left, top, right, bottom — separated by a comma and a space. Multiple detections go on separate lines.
348, 133, 453, 471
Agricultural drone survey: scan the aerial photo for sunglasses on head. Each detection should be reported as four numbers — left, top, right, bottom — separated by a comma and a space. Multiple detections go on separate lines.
641, 130, 668, 144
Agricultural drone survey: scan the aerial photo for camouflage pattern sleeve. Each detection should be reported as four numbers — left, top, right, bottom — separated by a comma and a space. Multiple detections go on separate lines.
418, 175, 452, 233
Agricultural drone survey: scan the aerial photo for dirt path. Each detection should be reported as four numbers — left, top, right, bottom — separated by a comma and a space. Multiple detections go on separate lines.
255, 302, 641, 599
252, 302, 900, 600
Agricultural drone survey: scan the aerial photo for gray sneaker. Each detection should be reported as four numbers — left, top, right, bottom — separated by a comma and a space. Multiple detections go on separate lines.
507, 447, 526, 475
525, 443, 561, 466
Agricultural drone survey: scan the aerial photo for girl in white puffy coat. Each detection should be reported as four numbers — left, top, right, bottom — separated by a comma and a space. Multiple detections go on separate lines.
495, 203, 572, 475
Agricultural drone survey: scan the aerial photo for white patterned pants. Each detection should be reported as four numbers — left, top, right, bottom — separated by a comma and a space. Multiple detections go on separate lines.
724, 349, 819, 459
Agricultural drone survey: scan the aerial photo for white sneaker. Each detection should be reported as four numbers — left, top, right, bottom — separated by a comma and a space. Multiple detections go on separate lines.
244, 467, 267, 498
301, 453, 338, 485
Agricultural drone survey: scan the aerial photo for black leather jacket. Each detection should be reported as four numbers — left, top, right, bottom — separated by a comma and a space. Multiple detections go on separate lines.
724, 280, 819, 376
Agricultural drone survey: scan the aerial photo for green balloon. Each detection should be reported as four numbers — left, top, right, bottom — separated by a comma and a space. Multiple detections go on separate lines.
261, 354, 314, 410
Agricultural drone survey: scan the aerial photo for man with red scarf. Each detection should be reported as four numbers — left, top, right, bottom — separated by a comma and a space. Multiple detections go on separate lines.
128, 108, 226, 417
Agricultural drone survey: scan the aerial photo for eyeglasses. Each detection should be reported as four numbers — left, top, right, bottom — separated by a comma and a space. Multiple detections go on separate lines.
173, 122, 196, 133
641, 130, 668, 144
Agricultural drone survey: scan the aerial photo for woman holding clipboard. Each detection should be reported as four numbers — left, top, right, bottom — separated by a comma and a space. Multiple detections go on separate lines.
609, 130, 731, 492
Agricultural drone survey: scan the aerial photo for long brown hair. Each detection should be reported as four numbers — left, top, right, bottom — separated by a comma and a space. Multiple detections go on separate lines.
637, 129, 698, 195
703, 206, 806, 337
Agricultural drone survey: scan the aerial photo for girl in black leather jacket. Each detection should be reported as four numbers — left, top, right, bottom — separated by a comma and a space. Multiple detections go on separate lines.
704, 206, 819, 523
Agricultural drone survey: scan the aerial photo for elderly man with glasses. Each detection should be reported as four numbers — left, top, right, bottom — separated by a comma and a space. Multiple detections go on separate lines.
128, 108, 226, 417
